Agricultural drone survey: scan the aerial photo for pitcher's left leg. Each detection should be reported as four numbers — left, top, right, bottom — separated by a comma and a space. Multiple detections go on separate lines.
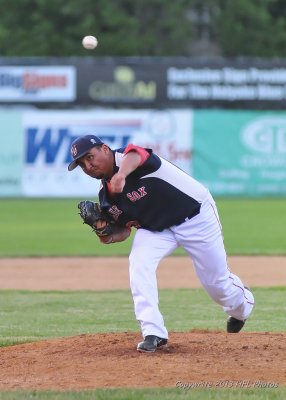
174, 195, 254, 323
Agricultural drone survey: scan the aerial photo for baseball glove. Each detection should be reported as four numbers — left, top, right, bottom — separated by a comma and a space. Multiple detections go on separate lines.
78, 200, 117, 237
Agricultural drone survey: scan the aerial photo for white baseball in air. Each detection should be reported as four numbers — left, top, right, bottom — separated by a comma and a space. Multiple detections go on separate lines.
82, 35, 98, 50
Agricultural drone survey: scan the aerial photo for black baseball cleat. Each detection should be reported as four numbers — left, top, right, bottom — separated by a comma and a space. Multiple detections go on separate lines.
137, 335, 168, 353
227, 316, 246, 333
227, 286, 251, 333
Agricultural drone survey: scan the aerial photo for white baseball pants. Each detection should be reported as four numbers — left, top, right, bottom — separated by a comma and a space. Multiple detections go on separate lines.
129, 192, 254, 339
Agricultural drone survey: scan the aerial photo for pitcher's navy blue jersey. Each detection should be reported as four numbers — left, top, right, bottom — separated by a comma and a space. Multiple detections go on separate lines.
98, 144, 208, 231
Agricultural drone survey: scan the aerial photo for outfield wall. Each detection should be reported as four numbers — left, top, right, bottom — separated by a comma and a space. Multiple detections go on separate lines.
1, 108, 286, 197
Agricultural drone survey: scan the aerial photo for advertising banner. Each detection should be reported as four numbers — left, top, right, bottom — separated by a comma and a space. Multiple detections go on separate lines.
79, 59, 286, 109
78, 63, 159, 106
2, 106, 286, 197
22, 109, 192, 197
0, 110, 22, 196
193, 110, 286, 195
0, 66, 76, 102
166, 65, 286, 104
2, 57, 286, 109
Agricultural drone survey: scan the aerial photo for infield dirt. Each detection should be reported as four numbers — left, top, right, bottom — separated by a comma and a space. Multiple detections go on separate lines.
0, 256, 285, 390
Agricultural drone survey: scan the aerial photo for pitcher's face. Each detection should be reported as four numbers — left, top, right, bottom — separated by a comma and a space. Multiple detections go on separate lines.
77, 145, 114, 179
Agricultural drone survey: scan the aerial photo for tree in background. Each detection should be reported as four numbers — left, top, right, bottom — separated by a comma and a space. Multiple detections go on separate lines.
0, 0, 285, 57
215, 0, 286, 57
0, 0, 192, 56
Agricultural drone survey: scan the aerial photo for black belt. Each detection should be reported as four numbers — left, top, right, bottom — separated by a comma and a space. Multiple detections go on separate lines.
175, 206, 201, 226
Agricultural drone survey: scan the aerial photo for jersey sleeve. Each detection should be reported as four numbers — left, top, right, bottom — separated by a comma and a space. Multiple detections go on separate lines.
124, 144, 150, 166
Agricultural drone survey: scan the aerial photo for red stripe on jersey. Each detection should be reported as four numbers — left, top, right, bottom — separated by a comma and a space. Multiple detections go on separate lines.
106, 181, 113, 195
124, 144, 150, 166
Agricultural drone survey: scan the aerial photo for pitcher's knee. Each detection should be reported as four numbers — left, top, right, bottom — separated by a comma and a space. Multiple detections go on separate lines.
204, 283, 254, 316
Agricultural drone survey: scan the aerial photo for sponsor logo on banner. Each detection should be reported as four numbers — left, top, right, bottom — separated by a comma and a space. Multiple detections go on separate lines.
89, 66, 156, 102
240, 117, 286, 189
241, 117, 286, 154
0, 66, 76, 101
25, 126, 133, 166
241, 117, 286, 168
23, 110, 192, 197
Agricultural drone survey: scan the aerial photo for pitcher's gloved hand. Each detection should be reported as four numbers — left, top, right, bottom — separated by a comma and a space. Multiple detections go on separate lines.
78, 200, 117, 237
78, 200, 131, 244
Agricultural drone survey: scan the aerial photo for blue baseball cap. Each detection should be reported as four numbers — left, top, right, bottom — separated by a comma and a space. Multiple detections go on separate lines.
68, 135, 103, 171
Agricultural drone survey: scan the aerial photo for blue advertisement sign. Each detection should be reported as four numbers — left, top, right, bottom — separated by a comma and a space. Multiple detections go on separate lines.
22, 109, 192, 197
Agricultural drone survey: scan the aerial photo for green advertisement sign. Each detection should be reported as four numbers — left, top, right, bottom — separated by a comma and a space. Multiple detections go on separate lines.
0, 110, 23, 196
193, 110, 286, 196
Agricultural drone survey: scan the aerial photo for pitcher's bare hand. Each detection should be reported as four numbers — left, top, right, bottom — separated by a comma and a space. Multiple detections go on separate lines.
110, 172, 126, 193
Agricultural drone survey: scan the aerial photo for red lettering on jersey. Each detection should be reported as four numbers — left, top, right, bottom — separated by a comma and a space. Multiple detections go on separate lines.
108, 205, 123, 220
132, 191, 141, 200
126, 186, 147, 202
127, 193, 136, 202
138, 186, 147, 197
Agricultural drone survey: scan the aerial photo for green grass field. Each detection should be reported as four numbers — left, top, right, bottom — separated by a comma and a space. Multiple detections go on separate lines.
0, 287, 285, 347
0, 198, 285, 399
0, 387, 285, 400
0, 197, 286, 256
0, 387, 284, 400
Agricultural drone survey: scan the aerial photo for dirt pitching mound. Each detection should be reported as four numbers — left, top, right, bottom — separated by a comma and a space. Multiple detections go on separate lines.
0, 331, 285, 390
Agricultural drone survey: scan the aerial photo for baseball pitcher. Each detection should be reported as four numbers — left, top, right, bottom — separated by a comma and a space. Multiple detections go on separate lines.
68, 135, 254, 353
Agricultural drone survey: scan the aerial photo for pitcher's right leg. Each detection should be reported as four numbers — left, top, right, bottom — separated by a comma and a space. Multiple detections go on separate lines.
129, 228, 177, 347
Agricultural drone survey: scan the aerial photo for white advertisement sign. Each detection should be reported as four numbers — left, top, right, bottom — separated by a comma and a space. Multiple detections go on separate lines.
0, 66, 76, 101
22, 109, 192, 197
167, 67, 286, 101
